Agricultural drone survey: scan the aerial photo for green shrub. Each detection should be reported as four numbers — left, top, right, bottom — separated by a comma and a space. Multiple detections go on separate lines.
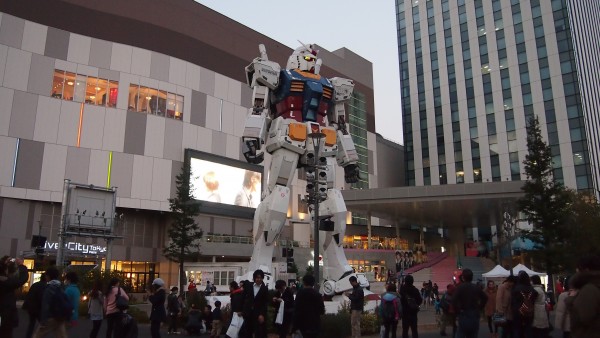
128, 306, 149, 324
360, 312, 380, 335
319, 312, 351, 337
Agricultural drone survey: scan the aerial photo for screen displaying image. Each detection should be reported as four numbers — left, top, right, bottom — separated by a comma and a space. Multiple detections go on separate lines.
190, 158, 262, 208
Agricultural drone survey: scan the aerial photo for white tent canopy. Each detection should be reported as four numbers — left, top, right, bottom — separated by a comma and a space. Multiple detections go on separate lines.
513, 263, 546, 276
482, 265, 511, 278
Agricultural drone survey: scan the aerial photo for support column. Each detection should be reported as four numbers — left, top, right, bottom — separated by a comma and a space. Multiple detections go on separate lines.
447, 227, 466, 257
395, 219, 401, 250
104, 238, 113, 271
56, 179, 70, 269
367, 211, 372, 249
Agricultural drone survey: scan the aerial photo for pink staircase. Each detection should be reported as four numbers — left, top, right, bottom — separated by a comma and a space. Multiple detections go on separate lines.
431, 256, 457, 290
404, 252, 448, 274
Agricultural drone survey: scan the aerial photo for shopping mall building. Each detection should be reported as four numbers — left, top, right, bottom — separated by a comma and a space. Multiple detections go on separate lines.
0, 0, 417, 291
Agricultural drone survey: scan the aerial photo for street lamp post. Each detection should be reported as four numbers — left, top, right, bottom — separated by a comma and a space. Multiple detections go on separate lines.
503, 210, 516, 275
307, 132, 326, 289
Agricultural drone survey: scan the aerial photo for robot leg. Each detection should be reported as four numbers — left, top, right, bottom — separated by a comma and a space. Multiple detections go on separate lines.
319, 188, 369, 295
237, 185, 289, 288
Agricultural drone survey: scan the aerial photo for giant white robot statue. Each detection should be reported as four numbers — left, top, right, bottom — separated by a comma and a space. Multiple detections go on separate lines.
238, 43, 369, 295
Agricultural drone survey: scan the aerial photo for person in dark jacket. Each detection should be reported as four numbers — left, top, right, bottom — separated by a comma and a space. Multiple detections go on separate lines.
242, 269, 269, 338
0, 256, 29, 338
400, 274, 423, 338
32, 267, 67, 338
184, 304, 203, 335
272, 280, 294, 338
511, 271, 538, 338
568, 254, 600, 338
292, 274, 325, 338
166, 287, 181, 334
148, 278, 167, 338
452, 268, 488, 338
229, 281, 245, 337
23, 273, 46, 338
346, 276, 365, 338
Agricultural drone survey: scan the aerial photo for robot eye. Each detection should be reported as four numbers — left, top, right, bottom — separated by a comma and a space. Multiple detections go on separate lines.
303, 56, 315, 62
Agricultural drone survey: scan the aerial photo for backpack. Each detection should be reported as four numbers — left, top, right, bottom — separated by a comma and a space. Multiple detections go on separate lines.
51, 287, 74, 321
120, 312, 139, 338
519, 291, 534, 318
115, 288, 129, 311
406, 295, 420, 312
440, 294, 452, 313
382, 297, 400, 322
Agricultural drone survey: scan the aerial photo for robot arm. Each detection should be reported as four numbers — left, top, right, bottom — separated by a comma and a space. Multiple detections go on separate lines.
242, 44, 281, 164
329, 77, 360, 183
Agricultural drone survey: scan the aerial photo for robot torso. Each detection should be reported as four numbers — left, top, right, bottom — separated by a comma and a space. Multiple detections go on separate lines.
271, 69, 333, 126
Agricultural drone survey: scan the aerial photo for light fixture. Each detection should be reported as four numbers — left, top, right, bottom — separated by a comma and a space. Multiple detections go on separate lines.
67, 81, 74, 86
95, 86, 101, 91
146, 96, 152, 100
90, 96, 95, 100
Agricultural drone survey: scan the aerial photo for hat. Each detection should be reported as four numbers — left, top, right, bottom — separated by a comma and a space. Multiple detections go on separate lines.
152, 278, 165, 287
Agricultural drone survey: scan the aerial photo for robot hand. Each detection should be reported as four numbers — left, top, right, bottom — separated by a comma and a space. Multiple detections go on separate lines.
242, 137, 264, 164
344, 164, 360, 183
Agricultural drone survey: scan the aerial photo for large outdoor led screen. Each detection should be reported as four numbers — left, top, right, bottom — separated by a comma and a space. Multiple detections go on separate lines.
186, 150, 263, 212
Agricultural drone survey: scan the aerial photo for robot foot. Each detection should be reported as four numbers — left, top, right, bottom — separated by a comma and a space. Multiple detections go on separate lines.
322, 272, 369, 296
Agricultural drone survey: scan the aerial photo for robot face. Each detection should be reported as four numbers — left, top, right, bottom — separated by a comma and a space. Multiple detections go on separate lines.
287, 44, 320, 74
299, 53, 317, 73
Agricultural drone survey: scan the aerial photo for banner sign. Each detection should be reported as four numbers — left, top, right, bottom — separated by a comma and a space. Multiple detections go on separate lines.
45, 241, 107, 254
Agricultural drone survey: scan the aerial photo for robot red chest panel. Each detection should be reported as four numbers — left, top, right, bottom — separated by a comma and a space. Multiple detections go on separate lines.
272, 69, 334, 126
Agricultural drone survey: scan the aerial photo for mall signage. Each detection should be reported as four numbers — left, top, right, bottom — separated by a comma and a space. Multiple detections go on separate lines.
45, 241, 107, 254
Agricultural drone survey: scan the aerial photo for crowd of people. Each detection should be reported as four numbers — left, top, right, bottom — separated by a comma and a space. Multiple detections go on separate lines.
430, 254, 600, 338
1, 254, 599, 338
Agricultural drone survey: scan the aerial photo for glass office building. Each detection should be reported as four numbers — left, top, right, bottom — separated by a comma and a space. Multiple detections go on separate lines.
397, 0, 597, 192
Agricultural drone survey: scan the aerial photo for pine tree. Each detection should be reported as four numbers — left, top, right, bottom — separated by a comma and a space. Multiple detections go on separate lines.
518, 116, 572, 282
163, 159, 203, 293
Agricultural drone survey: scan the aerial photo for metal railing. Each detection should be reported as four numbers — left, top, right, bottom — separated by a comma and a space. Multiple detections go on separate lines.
201, 235, 312, 248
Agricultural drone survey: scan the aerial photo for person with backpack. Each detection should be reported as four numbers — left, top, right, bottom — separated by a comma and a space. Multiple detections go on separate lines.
23, 272, 46, 338
379, 283, 402, 338
64, 271, 81, 327
167, 286, 181, 334
567, 254, 600, 338
453, 269, 488, 338
32, 266, 70, 338
531, 275, 550, 338
511, 271, 538, 338
400, 274, 422, 338
439, 284, 457, 337
104, 277, 129, 338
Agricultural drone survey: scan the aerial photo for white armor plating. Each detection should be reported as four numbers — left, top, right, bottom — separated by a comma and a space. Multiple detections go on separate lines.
239, 44, 367, 294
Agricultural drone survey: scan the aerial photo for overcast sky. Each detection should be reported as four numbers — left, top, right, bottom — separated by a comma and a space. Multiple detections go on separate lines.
198, 0, 403, 144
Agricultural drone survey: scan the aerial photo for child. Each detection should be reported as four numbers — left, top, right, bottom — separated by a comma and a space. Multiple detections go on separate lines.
434, 295, 441, 315
203, 305, 213, 334
211, 301, 222, 338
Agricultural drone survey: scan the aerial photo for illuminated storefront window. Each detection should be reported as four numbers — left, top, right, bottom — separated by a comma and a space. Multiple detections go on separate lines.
342, 235, 409, 250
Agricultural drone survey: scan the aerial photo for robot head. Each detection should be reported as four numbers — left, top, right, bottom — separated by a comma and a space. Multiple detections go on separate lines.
287, 43, 320, 74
